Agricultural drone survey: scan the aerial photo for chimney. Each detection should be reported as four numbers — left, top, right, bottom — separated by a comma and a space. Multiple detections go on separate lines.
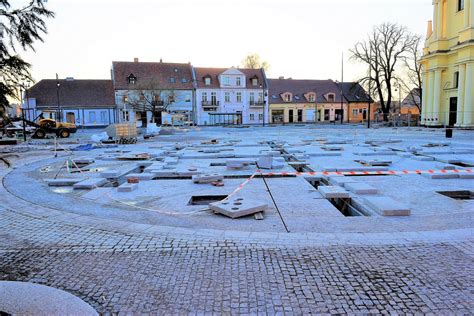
134, 58, 139, 63
426, 20, 433, 38
160, 58, 163, 63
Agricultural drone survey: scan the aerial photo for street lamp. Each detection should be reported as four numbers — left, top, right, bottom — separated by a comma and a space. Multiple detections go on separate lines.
56, 73, 61, 122
260, 83, 265, 127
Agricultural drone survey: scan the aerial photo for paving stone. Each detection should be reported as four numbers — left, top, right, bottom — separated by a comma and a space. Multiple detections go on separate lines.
327, 176, 358, 187
411, 155, 435, 161
117, 183, 138, 192
257, 156, 273, 169
192, 173, 224, 184
73, 178, 108, 190
46, 178, 86, 186
421, 173, 460, 179
345, 182, 378, 194
362, 196, 411, 216
209, 197, 267, 219
318, 186, 350, 198
125, 173, 154, 180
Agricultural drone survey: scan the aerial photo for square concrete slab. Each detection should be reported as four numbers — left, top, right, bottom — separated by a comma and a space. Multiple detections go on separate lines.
117, 183, 138, 192
345, 182, 379, 194
209, 197, 268, 219
318, 186, 350, 198
362, 196, 411, 216
73, 178, 108, 190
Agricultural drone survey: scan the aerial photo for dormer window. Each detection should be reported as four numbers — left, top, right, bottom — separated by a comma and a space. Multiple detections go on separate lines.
282, 93, 292, 102
127, 74, 136, 84
327, 94, 335, 102
224, 76, 230, 86
307, 93, 316, 102
204, 77, 211, 85
169, 77, 176, 83
236, 77, 241, 86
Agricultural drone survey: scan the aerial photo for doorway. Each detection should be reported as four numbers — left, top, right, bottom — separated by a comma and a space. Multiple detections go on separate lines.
288, 109, 294, 123
449, 97, 457, 126
297, 109, 303, 122
324, 109, 330, 121
66, 112, 75, 124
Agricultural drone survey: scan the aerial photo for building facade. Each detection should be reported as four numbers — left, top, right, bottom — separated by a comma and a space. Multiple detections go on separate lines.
23, 79, 116, 127
421, 0, 474, 127
268, 78, 348, 123
112, 59, 195, 126
340, 82, 376, 123
194, 67, 268, 125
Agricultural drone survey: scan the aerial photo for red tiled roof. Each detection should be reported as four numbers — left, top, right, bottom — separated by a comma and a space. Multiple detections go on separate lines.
194, 67, 265, 89
27, 79, 115, 108
268, 78, 343, 104
112, 61, 194, 90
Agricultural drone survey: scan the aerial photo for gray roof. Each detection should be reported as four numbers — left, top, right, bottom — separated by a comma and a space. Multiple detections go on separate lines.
267, 78, 343, 104
340, 82, 372, 103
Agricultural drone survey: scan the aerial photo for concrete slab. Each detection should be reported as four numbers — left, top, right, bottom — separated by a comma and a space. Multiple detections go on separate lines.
345, 182, 379, 194
318, 186, 350, 198
192, 173, 224, 184
210, 197, 268, 219
118, 183, 138, 192
46, 178, 85, 186
73, 178, 108, 189
362, 196, 411, 216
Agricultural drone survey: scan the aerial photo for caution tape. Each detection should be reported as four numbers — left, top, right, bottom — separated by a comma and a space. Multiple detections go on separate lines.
254, 169, 473, 177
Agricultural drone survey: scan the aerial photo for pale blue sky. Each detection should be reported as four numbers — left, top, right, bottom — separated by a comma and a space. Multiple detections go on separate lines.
19, 0, 433, 82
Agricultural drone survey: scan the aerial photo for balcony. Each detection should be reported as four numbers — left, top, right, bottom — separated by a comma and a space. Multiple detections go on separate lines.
202, 100, 219, 112
249, 101, 265, 108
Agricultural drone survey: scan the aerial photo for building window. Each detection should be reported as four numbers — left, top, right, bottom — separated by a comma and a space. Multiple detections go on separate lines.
249, 92, 255, 104
211, 92, 217, 105
169, 77, 176, 83
185, 94, 191, 102
454, 71, 459, 88
204, 77, 211, 85
122, 95, 129, 103
225, 92, 230, 102
284, 94, 291, 102
458, 0, 464, 11
181, 78, 188, 83
252, 78, 258, 86
259, 113, 263, 120
224, 77, 230, 86
236, 77, 241, 86
250, 114, 255, 120
327, 94, 335, 102
127, 74, 136, 84
236, 92, 242, 102
202, 92, 208, 102
308, 94, 315, 102
89, 111, 96, 123
352, 109, 359, 117
100, 111, 107, 123
258, 92, 263, 103
122, 110, 129, 121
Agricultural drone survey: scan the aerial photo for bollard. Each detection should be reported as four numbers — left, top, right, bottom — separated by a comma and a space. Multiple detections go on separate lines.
445, 128, 453, 138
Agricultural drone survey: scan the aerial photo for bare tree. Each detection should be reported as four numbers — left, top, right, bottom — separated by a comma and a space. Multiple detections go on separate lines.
124, 81, 175, 124
402, 35, 423, 112
241, 53, 270, 71
351, 23, 418, 121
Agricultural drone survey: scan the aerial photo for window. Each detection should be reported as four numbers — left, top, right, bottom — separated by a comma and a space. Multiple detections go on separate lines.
258, 92, 263, 102
185, 94, 191, 102
211, 92, 217, 105
204, 77, 211, 85
181, 78, 188, 83
89, 111, 96, 123
308, 94, 315, 102
169, 77, 176, 83
224, 77, 230, 86
249, 92, 255, 103
454, 71, 459, 88
458, 0, 464, 11
284, 94, 292, 102
252, 78, 258, 86
236, 92, 242, 102
352, 109, 359, 117
236, 77, 241, 86
259, 113, 263, 120
327, 94, 335, 102
122, 95, 129, 103
250, 114, 255, 120
202, 92, 208, 102
122, 110, 129, 121
100, 111, 107, 123
168, 94, 175, 103
127, 74, 136, 84
225, 92, 230, 102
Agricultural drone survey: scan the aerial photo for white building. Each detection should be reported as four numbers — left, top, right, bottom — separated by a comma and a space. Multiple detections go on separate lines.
194, 67, 268, 125
112, 59, 195, 126
23, 79, 117, 127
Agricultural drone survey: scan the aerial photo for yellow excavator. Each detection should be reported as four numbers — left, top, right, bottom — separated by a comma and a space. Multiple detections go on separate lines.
9, 116, 77, 139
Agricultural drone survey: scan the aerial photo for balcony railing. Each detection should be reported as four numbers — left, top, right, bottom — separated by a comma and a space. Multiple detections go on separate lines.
249, 101, 265, 107
202, 100, 219, 111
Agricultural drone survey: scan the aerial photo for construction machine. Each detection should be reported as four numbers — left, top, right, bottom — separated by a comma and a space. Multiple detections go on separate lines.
8, 116, 77, 139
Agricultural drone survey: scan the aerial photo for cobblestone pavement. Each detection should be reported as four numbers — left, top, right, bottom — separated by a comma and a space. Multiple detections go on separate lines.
1, 208, 473, 314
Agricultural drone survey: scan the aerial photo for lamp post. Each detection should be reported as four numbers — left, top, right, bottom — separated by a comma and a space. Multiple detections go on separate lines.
56, 73, 61, 122
260, 83, 265, 127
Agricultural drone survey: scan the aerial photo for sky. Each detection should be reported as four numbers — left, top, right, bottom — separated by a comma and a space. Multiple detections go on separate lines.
16, 0, 433, 83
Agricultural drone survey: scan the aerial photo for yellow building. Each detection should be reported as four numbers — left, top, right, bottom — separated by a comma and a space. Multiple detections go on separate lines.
421, 0, 474, 127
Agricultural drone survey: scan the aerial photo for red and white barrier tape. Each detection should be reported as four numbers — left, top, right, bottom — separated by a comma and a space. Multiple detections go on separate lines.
255, 169, 473, 177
